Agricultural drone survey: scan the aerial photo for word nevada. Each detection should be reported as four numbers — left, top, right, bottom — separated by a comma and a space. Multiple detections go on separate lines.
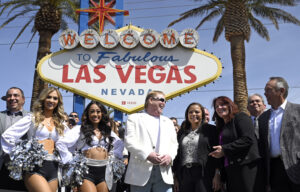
59, 27, 199, 50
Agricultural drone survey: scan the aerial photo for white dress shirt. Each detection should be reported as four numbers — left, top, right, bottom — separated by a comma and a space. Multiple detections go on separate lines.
269, 99, 287, 157
144, 113, 160, 153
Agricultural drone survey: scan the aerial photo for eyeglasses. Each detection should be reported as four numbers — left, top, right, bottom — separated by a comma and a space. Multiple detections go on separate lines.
69, 115, 78, 118
152, 97, 166, 103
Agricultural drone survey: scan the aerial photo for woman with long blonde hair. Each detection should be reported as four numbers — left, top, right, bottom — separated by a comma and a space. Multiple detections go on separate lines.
1, 87, 68, 192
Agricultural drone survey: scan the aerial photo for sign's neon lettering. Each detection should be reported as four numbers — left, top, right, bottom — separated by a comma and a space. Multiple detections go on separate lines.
143, 34, 155, 45
135, 65, 147, 83
75, 65, 91, 83
123, 34, 134, 45
63, 34, 77, 45
105, 33, 114, 45
93, 65, 106, 83
184, 33, 193, 44
84, 34, 94, 45
62, 65, 73, 83
166, 66, 183, 83
148, 65, 166, 83
162, 33, 176, 45
184, 66, 196, 83
96, 51, 179, 63
116, 65, 134, 83
61, 64, 197, 84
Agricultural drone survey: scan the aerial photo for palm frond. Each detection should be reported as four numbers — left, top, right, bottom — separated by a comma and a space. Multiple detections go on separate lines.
168, 0, 225, 27
10, 16, 34, 49
248, 12, 269, 41
28, 25, 37, 47
0, 9, 32, 30
255, 0, 297, 6
60, 1, 78, 23
213, 15, 225, 42
60, 17, 68, 30
6, 2, 30, 16
195, 8, 223, 29
252, 6, 300, 26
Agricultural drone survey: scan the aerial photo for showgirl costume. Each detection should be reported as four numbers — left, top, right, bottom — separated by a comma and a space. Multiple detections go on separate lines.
1, 114, 68, 181
56, 125, 124, 189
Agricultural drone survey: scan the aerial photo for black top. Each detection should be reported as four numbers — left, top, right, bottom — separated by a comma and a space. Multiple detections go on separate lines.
173, 123, 220, 180
221, 112, 260, 166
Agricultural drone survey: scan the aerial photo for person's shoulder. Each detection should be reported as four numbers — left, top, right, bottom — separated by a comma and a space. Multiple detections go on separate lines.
160, 115, 171, 121
0, 110, 7, 115
287, 102, 300, 110
234, 112, 250, 119
127, 112, 145, 120
201, 123, 217, 134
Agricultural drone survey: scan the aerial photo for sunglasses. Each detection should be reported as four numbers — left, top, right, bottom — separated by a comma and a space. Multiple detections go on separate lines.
152, 97, 166, 103
69, 115, 78, 118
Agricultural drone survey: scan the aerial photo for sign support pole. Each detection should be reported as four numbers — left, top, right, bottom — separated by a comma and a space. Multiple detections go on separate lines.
73, 0, 89, 121
114, 0, 124, 123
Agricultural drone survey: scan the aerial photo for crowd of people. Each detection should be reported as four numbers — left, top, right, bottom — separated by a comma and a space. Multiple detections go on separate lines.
0, 76, 299, 192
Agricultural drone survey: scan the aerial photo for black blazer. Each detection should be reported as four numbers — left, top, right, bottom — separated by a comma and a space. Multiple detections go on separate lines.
221, 112, 260, 166
173, 123, 220, 180
259, 102, 300, 185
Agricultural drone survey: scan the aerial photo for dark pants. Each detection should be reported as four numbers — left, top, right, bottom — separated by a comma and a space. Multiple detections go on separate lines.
225, 161, 258, 192
179, 165, 212, 192
270, 157, 300, 192
0, 164, 26, 191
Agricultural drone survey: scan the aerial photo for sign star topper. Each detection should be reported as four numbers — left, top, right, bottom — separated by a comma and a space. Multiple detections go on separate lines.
76, 0, 129, 33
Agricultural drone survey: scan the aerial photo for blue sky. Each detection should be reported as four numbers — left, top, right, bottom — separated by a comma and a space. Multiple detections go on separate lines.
1, 0, 300, 124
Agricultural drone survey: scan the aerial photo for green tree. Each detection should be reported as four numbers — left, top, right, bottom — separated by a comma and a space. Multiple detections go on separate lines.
0, 0, 79, 109
169, 0, 300, 113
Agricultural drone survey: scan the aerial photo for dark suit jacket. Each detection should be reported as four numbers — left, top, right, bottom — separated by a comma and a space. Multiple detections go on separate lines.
173, 123, 220, 182
259, 101, 300, 185
221, 112, 260, 166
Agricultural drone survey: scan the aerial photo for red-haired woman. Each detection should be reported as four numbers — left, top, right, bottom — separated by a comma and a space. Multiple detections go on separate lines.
209, 96, 261, 192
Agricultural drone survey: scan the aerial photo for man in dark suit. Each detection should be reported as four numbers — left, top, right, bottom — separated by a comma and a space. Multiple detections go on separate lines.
247, 93, 266, 139
0, 87, 28, 191
259, 77, 300, 192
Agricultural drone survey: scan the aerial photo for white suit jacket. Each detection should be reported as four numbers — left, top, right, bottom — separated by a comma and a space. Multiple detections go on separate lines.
124, 113, 178, 186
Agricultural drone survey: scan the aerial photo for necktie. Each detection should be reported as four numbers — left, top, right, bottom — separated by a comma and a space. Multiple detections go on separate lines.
254, 117, 259, 139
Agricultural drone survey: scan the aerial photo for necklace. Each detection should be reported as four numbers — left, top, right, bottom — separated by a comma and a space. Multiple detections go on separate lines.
44, 118, 52, 127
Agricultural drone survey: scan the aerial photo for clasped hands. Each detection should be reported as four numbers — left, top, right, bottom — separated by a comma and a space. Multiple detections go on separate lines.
147, 152, 172, 166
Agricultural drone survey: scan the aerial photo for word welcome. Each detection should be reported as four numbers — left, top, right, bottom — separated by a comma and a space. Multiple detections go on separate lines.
59, 28, 199, 50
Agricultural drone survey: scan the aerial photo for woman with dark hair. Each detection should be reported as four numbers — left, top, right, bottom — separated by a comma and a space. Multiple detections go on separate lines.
56, 101, 124, 192
1, 87, 67, 192
209, 96, 261, 192
173, 102, 221, 192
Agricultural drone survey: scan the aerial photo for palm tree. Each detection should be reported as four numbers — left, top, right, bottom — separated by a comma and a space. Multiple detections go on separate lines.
0, 0, 79, 110
169, 0, 300, 113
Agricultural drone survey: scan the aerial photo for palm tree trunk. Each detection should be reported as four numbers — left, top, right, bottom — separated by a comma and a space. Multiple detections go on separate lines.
30, 30, 53, 110
230, 35, 249, 114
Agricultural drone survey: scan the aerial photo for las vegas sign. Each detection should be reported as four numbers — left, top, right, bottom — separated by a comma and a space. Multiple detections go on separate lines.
37, 25, 222, 114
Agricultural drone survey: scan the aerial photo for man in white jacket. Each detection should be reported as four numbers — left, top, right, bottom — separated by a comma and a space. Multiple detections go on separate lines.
125, 90, 178, 192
